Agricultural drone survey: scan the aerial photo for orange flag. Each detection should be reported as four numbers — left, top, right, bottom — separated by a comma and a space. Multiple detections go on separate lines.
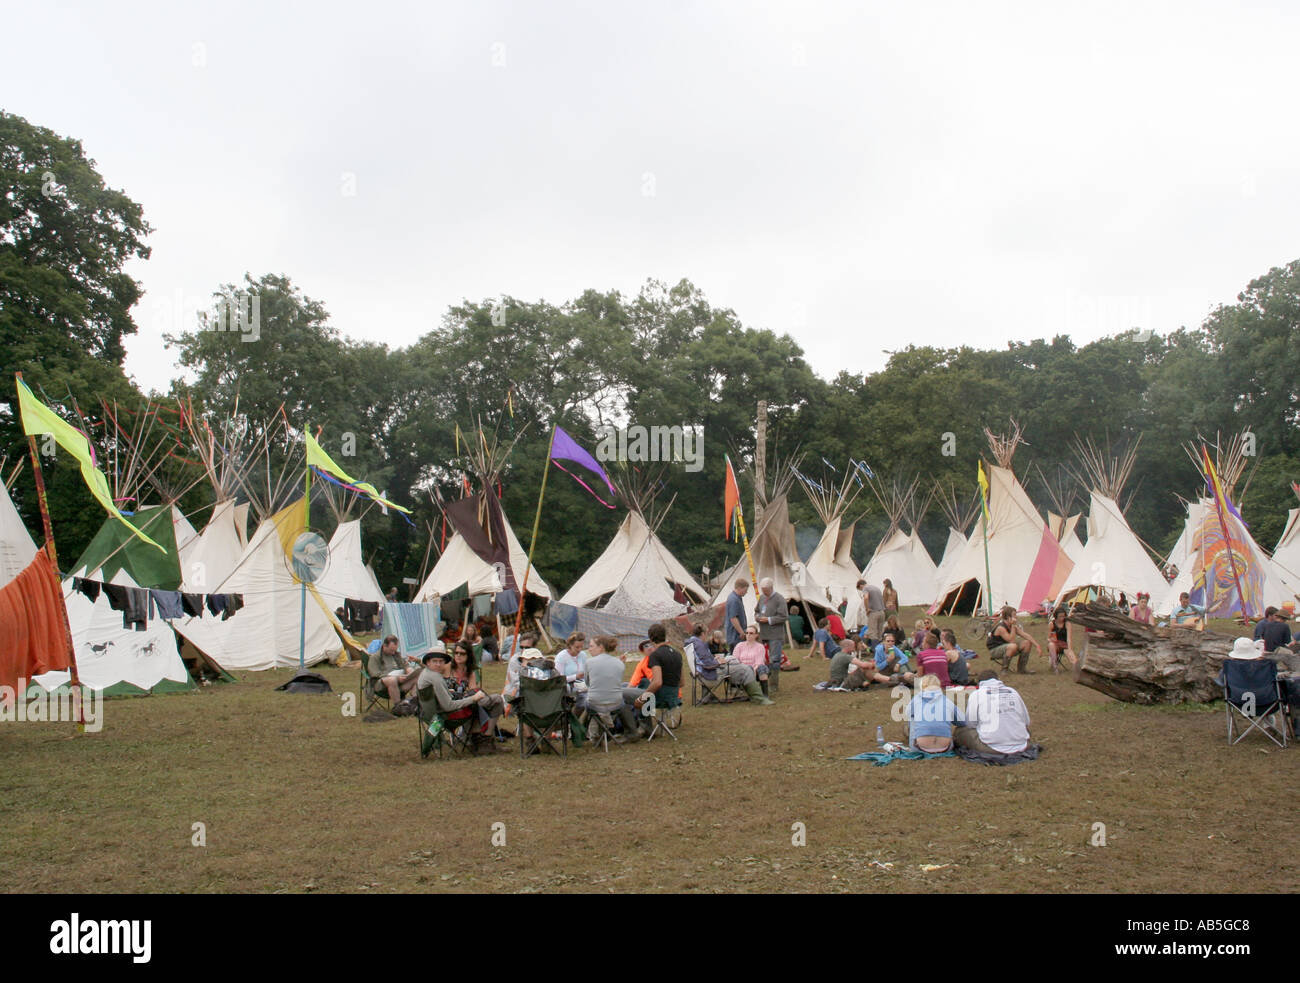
724, 455, 741, 540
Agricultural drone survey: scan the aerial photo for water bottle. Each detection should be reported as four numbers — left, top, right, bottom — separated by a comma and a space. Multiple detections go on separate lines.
876, 725, 884, 747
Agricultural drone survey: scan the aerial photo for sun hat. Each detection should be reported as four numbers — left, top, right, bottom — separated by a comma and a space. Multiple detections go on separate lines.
1228, 637, 1264, 660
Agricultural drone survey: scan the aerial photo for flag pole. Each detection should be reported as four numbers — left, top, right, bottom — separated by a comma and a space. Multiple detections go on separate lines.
300, 433, 312, 669
509, 424, 556, 660
979, 462, 993, 617
16, 371, 83, 729
736, 505, 758, 600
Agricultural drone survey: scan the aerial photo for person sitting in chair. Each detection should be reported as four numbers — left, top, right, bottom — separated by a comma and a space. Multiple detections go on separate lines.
632, 623, 684, 731
586, 635, 644, 742
418, 645, 497, 751
732, 625, 773, 695
369, 634, 420, 707
689, 623, 774, 705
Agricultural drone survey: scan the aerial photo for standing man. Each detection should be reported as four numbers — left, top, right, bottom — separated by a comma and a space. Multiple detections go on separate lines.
725, 578, 749, 652
756, 577, 788, 694
862, 580, 885, 646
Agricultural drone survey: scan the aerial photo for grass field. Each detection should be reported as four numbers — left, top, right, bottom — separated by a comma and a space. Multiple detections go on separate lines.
2, 608, 1295, 893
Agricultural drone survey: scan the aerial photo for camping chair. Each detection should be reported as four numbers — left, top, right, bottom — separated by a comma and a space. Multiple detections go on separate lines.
516, 674, 571, 758
416, 690, 475, 759
644, 691, 681, 742
685, 646, 748, 707
360, 645, 391, 715
1216, 658, 1293, 748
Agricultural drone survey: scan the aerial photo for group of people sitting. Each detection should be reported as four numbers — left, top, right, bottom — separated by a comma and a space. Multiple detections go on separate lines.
811, 624, 979, 692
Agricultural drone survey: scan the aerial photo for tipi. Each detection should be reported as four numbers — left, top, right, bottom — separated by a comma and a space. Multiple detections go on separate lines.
1273, 482, 1300, 588
1157, 435, 1298, 618
933, 483, 979, 600
932, 423, 1074, 614
795, 461, 868, 613
861, 475, 938, 608
1054, 437, 1167, 606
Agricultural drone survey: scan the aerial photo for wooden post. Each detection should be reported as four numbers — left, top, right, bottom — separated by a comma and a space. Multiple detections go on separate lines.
16, 372, 83, 728
755, 400, 767, 526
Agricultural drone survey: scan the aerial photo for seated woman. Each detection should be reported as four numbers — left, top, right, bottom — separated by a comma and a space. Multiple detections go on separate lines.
939, 629, 974, 685
732, 626, 772, 694
1129, 591, 1153, 625
910, 618, 936, 652
689, 623, 774, 705
449, 639, 504, 740
586, 635, 643, 741
906, 674, 965, 753
418, 646, 499, 751
708, 630, 729, 656
1047, 608, 1078, 674
554, 631, 589, 711
883, 614, 906, 650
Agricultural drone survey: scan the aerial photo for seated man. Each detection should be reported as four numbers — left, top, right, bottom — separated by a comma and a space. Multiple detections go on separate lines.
954, 670, 1032, 756
810, 618, 841, 660
1169, 592, 1205, 630
688, 624, 774, 705
907, 674, 965, 753
632, 623, 685, 730
417, 645, 498, 751
913, 631, 951, 687
839, 637, 882, 691
988, 605, 1041, 674
586, 635, 644, 741
939, 629, 974, 685
824, 635, 856, 690
368, 634, 420, 707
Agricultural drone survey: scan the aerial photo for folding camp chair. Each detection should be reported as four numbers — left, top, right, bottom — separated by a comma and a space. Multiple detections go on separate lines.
645, 693, 681, 742
360, 647, 391, 715
416, 687, 476, 759
516, 674, 571, 757
685, 646, 748, 707
1216, 658, 1294, 748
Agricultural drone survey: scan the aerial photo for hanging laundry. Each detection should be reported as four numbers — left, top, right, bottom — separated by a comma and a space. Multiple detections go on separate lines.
206, 594, 229, 617
149, 590, 184, 620
103, 583, 149, 631
220, 594, 244, 621
73, 577, 101, 602
181, 593, 205, 617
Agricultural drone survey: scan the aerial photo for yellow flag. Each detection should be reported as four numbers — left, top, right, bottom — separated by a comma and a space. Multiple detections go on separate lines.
305, 431, 411, 513
15, 377, 165, 551
977, 460, 991, 521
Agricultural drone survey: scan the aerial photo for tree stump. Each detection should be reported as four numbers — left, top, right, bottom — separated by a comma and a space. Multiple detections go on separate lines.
1069, 603, 1232, 704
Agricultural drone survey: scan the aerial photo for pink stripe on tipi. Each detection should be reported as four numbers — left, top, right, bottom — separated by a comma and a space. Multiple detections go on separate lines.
1019, 526, 1074, 612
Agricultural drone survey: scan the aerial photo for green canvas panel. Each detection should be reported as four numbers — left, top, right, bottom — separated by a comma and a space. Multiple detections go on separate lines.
72, 505, 182, 589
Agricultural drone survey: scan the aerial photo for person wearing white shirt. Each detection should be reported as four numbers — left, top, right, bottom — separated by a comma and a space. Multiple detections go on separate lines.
954, 670, 1032, 755
554, 632, 588, 684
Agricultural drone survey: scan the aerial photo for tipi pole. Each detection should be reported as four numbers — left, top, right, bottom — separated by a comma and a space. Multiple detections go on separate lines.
300, 446, 312, 669
16, 372, 83, 729
509, 425, 557, 661
735, 506, 758, 600
979, 475, 993, 617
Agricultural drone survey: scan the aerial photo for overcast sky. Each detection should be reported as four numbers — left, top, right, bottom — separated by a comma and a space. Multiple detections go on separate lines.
6, 0, 1298, 394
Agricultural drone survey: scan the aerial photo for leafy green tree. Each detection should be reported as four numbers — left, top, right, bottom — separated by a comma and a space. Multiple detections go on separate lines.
0, 111, 150, 555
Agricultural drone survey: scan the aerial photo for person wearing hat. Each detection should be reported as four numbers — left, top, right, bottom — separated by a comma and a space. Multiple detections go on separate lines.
417, 643, 495, 738
1130, 592, 1153, 625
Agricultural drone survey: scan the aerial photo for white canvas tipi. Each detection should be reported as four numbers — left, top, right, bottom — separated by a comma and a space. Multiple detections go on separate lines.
316, 518, 387, 610
861, 476, 937, 608
932, 426, 1074, 613
560, 510, 706, 612
175, 499, 349, 671
795, 461, 867, 613
1055, 493, 1167, 605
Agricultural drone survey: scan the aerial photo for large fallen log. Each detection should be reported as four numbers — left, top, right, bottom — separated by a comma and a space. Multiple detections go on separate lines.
1068, 603, 1233, 704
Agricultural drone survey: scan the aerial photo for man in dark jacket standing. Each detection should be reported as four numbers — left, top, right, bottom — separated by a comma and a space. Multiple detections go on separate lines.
756, 577, 788, 693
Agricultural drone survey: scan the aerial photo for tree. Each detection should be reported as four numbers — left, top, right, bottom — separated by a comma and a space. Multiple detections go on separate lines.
0, 111, 151, 553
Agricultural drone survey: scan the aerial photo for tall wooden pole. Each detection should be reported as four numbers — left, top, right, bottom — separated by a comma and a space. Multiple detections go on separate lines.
755, 400, 767, 527
16, 372, 83, 729
509, 425, 557, 660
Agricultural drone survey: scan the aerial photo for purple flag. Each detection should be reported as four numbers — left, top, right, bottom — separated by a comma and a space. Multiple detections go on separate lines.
550, 426, 616, 508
